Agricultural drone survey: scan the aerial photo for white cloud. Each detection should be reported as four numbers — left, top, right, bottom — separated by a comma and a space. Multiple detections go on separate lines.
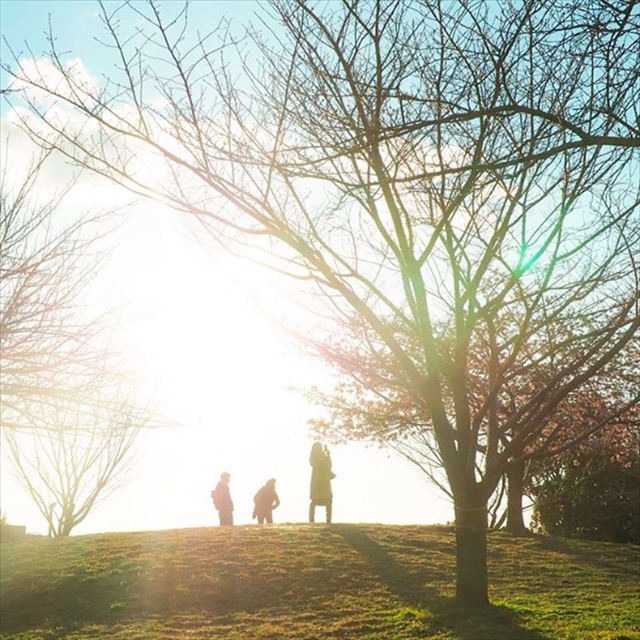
9, 56, 98, 107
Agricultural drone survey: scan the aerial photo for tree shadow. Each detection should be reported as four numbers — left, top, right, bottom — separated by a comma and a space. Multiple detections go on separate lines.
331, 524, 551, 640
528, 534, 640, 576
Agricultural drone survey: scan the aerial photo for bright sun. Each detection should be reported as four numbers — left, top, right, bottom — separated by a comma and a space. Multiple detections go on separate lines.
1, 193, 453, 534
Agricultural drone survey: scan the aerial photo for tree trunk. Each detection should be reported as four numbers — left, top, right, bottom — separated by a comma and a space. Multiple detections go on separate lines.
561, 466, 575, 537
562, 494, 574, 537
454, 491, 489, 606
60, 509, 74, 537
506, 459, 529, 536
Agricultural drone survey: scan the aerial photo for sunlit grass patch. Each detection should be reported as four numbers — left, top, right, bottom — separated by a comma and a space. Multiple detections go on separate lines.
1, 525, 638, 639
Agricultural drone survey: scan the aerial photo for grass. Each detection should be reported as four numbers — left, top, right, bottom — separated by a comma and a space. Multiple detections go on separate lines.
1, 524, 638, 639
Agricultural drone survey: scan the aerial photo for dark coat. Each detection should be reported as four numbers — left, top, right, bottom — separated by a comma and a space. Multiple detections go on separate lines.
212, 480, 233, 512
253, 483, 280, 518
310, 450, 333, 504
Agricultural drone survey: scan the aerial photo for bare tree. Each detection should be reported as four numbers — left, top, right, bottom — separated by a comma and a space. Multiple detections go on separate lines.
3, 390, 147, 537
0, 149, 118, 431
1, 150, 159, 535
3, 0, 639, 605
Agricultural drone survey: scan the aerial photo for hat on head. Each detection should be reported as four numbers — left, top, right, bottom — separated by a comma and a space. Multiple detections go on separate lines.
221, 472, 231, 480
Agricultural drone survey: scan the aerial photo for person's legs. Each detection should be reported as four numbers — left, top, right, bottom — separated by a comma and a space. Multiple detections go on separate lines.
258, 514, 265, 524
266, 511, 273, 524
220, 509, 233, 526
309, 500, 316, 523
326, 501, 332, 524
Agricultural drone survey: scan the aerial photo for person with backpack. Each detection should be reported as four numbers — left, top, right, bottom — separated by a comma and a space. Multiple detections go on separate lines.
252, 478, 280, 524
211, 471, 234, 526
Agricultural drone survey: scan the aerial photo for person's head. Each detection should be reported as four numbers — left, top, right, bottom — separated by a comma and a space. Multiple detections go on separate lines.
311, 442, 323, 456
220, 472, 231, 483
266, 478, 276, 487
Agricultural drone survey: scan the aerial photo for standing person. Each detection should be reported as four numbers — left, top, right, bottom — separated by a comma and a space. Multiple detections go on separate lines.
211, 472, 234, 526
252, 478, 280, 524
309, 442, 335, 524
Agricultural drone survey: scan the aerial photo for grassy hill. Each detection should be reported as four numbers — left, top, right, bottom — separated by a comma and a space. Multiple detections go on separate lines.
1, 524, 638, 639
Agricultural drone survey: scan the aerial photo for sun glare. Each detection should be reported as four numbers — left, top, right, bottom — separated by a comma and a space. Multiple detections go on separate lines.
0, 131, 453, 537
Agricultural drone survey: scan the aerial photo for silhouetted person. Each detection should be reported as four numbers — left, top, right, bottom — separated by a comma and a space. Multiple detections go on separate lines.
253, 478, 280, 524
309, 442, 335, 523
211, 471, 234, 526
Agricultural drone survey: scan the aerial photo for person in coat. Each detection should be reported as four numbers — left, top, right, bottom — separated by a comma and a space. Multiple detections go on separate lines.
252, 478, 280, 524
211, 471, 234, 526
309, 442, 335, 523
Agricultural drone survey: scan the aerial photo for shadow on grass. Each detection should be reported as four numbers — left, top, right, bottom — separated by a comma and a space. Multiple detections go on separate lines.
0, 526, 374, 635
332, 524, 550, 640
0, 554, 297, 633
529, 534, 640, 575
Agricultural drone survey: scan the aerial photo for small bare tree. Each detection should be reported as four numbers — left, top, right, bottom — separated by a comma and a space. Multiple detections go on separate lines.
3, 390, 146, 537
4, 0, 639, 605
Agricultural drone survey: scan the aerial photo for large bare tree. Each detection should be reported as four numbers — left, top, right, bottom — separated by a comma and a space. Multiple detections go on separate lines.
308, 316, 640, 536
4, 0, 639, 604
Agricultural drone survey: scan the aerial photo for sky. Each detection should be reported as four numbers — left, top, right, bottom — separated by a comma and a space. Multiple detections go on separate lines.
0, 0, 456, 535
